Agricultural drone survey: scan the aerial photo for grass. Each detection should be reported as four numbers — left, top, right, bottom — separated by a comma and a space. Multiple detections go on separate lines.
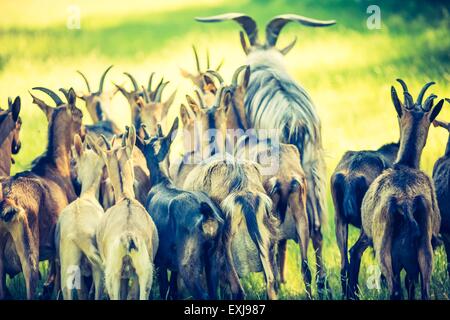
1, 0, 449, 299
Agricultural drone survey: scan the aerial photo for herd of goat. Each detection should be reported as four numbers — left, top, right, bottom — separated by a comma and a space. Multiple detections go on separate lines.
0, 13, 449, 300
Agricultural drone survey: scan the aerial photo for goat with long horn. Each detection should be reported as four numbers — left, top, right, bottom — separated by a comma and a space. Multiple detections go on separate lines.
196, 12, 335, 297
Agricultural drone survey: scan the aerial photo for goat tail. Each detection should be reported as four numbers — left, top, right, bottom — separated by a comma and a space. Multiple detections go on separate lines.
199, 202, 222, 239
221, 191, 276, 250
120, 232, 139, 253
343, 176, 367, 225
302, 146, 327, 233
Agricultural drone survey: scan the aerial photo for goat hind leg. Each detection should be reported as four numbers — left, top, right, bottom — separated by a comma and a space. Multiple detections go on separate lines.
311, 228, 331, 299
348, 232, 370, 300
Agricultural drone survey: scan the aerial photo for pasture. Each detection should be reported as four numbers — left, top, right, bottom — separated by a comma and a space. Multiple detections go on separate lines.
1, 0, 449, 299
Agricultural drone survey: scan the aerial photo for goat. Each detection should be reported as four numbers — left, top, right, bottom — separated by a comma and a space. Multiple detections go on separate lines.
0, 97, 22, 176
33, 87, 150, 208
348, 80, 444, 300
196, 13, 336, 295
0, 88, 82, 299
432, 101, 450, 279
76, 65, 120, 135
180, 46, 223, 106
180, 87, 279, 300
331, 142, 399, 297
138, 119, 224, 299
115, 72, 176, 134
55, 134, 105, 300
90, 126, 158, 300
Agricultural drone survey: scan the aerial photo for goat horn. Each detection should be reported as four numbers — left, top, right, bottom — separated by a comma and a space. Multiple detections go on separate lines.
216, 58, 224, 71
423, 94, 437, 112
266, 14, 336, 47
148, 72, 155, 93
206, 70, 224, 85
77, 70, 91, 93
152, 77, 165, 101
196, 13, 258, 46
100, 134, 111, 150
99, 65, 113, 93
280, 37, 297, 55
59, 88, 70, 101
193, 46, 201, 73
417, 82, 435, 105
124, 72, 139, 91
141, 86, 150, 103
396, 79, 414, 108
232, 65, 247, 86
155, 81, 169, 103
206, 49, 210, 69
7, 97, 12, 109
122, 126, 129, 147
194, 90, 206, 109
32, 87, 64, 106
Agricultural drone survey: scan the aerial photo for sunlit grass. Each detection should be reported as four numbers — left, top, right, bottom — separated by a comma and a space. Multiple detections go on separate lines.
1, 0, 450, 299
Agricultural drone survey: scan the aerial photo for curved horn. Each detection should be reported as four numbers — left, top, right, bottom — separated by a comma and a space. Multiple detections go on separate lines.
77, 70, 91, 93
417, 81, 435, 105
148, 72, 155, 93
280, 37, 297, 55
194, 90, 206, 109
232, 65, 247, 86
423, 94, 437, 112
100, 134, 111, 150
141, 86, 150, 103
266, 14, 336, 46
99, 65, 113, 93
193, 46, 201, 73
196, 13, 258, 45
396, 79, 414, 108
32, 87, 64, 106
155, 81, 169, 103
123, 72, 139, 91
206, 70, 224, 85
59, 88, 70, 101
152, 77, 164, 101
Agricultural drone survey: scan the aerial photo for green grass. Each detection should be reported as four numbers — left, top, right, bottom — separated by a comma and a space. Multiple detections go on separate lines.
1, 0, 450, 299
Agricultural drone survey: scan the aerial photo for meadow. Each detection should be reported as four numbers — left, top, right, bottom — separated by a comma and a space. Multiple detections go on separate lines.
1, 0, 449, 299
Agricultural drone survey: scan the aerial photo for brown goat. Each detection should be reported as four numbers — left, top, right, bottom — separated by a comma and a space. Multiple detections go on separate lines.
180, 46, 223, 106
0, 88, 82, 299
115, 72, 176, 134
432, 101, 450, 280
331, 141, 399, 298
349, 80, 444, 300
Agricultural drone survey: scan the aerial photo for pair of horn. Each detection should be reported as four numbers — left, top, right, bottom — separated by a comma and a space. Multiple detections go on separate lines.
192, 46, 224, 73
205, 65, 247, 88
77, 65, 113, 94
393, 79, 436, 111
195, 13, 335, 50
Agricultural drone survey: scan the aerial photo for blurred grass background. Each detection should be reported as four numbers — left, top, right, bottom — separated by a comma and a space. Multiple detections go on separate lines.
1, 0, 449, 299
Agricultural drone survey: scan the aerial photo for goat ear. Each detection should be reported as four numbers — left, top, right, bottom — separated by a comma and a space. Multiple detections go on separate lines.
30, 92, 54, 121
85, 135, 104, 158
10, 96, 21, 122
241, 66, 251, 91
391, 86, 402, 118
135, 96, 145, 109
221, 90, 232, 113
429, 99, 444, 122
186, 94, 201, 115
73, 134, 83, 158
180, 104, 191, 125
157, 118, 179, 162
203, 75, 217, 94
68, 88, 77, 106
164, 90, 177, 109
126, 125, 136, 157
